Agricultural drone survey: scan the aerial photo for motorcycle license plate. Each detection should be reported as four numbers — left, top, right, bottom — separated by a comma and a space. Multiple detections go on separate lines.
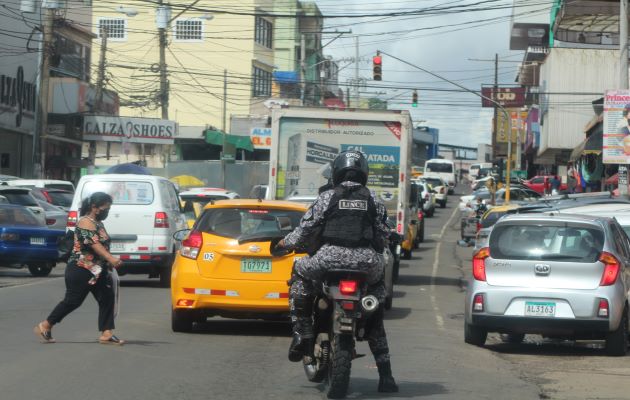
241, 258, 272, 273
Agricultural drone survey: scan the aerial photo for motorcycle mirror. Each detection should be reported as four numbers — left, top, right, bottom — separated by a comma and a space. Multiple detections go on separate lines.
269, 237, 291, 257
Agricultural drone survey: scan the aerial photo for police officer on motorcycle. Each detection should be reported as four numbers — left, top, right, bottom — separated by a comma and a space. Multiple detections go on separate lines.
276, 150, 398, 393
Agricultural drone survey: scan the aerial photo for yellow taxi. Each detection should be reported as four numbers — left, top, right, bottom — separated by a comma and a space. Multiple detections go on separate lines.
170, 199, 308, 332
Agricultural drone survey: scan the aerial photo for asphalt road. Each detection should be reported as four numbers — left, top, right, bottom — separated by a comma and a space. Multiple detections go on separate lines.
1, 187, 628, 400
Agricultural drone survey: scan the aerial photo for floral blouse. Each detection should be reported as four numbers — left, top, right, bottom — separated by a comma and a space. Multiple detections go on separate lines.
69, 217, 111, 272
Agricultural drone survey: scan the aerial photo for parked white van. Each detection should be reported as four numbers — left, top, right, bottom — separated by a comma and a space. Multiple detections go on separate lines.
68, 174, 187, 287
424, 159, 456, 194
5, 179, 75, 193
469, 162, 493, 179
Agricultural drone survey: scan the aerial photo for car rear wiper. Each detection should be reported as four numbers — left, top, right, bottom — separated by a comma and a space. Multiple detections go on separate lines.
237, 232, 284, 244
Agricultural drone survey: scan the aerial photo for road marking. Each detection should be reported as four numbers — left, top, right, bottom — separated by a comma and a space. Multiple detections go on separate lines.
430, 205, 459, 331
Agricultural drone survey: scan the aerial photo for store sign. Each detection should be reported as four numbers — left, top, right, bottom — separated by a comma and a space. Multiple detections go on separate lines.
481, 86, 525, 108
82, 116, 176, 144
250, 127, 271, 149
0, 66, 37, 130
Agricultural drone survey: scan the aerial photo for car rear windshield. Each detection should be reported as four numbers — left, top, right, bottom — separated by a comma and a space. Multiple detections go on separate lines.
489, 224, 605, 262
424, 178, 442, 187
0, 206, 41, 226
480, 211, 507, 229
47, 191, 73, 207
82, 181, 154, 205
426, 163, 453, 173
1, 191, 38, 206
196, 208, 304, 239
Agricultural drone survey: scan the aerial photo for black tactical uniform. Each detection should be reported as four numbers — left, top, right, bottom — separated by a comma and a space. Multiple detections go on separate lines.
280, 150, 398, 393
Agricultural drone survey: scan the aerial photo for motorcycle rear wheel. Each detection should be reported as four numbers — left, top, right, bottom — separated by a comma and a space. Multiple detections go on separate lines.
325, 334, 353, 399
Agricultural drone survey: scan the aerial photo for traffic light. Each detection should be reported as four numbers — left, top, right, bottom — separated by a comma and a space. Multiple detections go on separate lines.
372, 53, 382, 81
412, 90, 418, 107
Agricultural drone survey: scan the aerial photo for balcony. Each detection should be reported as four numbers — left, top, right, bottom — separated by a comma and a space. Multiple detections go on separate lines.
552, 0, 620, 45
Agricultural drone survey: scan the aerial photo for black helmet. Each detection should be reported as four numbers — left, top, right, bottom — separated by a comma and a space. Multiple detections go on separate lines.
331, 150, 369, 185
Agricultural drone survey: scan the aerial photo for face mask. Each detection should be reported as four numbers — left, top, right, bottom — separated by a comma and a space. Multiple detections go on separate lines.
96, 209, 109, 221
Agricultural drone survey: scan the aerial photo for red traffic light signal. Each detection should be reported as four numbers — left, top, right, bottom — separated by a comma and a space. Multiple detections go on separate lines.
373, 54, 382, 81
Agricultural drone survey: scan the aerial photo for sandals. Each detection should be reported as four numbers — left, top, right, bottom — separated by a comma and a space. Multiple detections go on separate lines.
99, 335, 125, 346
33, 323, 55, 343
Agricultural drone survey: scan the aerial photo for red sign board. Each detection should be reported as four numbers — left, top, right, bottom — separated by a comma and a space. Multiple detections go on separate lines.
481, 86, 526, 108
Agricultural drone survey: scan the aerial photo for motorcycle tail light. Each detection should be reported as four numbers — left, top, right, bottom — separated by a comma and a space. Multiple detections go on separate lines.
341, 301, 355, 311
339, 280, 357, 295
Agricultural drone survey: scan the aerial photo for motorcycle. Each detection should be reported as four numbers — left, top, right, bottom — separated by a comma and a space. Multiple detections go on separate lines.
271, 240, 380, 399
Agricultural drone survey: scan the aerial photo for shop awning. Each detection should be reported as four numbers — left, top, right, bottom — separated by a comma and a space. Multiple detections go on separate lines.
204, 129, 254, 152
570, 124, 603, 161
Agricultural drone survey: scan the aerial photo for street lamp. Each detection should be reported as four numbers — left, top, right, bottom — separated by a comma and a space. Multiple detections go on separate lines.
116, 6, 138, 17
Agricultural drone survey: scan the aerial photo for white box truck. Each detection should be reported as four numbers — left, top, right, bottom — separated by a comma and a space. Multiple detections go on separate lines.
268, 106, 418, 256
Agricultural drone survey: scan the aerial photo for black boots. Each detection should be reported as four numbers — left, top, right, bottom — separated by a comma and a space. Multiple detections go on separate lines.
288, 333, 313, 362
377, 361, 399, 393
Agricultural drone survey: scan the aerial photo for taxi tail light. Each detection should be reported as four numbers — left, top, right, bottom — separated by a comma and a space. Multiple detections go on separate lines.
473, 294, 484, 312
597, 299, 609, 318
155, 212, 169, 228
177, 299, 194, 307
599, 252, 620, 286
181, 230, 202, 259
339, 280, 357, 295
67, 211, 77, 227
472, 247, 489, 282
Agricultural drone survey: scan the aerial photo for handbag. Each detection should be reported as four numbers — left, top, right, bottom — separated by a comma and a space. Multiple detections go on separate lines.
57, 230, 75, 262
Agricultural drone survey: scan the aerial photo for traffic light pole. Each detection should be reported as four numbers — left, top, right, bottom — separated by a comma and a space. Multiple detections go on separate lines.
377, 50, 514, 202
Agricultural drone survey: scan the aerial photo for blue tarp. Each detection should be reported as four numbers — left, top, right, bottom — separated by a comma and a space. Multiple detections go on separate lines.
273, 71, 299, 84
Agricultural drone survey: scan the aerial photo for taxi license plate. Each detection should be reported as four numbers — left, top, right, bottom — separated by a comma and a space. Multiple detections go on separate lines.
110, 242, 126, 251
525, 301, 556, 317
241, 258, 272, 273
30, 237, 45, 245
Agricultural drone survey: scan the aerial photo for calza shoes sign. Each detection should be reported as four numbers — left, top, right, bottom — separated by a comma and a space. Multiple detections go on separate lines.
82, 116, 176, 144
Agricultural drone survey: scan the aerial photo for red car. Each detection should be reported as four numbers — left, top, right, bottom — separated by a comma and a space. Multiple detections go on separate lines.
523, 175, 567, 194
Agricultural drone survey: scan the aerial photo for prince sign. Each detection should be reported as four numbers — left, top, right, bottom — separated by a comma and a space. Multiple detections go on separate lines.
82, 116, 176, 144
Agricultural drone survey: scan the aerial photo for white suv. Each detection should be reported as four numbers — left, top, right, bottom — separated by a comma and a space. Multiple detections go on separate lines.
68, 174, 187, 287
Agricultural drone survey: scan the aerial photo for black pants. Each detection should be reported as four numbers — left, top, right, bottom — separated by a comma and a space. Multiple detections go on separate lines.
47, 262, 115, 332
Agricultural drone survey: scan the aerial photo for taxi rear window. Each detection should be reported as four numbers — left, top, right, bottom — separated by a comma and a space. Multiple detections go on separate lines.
196, 208, 304, 239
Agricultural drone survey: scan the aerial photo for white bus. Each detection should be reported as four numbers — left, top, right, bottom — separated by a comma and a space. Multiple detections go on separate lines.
424, 159, 456, 194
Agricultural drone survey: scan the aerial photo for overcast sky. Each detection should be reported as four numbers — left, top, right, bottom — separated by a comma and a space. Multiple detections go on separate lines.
314, 0, 553, 147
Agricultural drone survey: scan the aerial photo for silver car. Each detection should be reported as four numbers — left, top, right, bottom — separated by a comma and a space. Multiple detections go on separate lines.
465, 213, 630, 356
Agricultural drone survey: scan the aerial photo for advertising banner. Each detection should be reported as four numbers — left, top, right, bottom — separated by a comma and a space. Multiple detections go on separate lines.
496, 108, 527, 143
603, 89, 630, 164
276, 117, 402, 210
82, 115, 176, 144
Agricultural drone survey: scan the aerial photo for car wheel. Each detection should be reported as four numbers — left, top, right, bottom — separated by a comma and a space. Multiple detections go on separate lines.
464, 323, 487, 346
159, 254, 174, 288
28, 263, 53, 277
172, 309, 195, 333
500, 333, 525, 344
605, 307, 628, 356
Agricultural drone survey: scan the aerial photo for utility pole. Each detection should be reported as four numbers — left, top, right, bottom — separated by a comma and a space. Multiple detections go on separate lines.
300, 33, 307, 105
354, 35, 359, 108
88, 26, 108, 174
35, 5, 55, 178
221, 69, 228, 188
621, 0, 629, 197
158, 0, 169, 120
493, 53, 498, 163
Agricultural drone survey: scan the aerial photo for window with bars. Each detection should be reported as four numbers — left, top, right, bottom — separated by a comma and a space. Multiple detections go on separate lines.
254, 16, 272, 48
252, 66, 272, 97
97, 18, 127, 40
174, 19, 204, 41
